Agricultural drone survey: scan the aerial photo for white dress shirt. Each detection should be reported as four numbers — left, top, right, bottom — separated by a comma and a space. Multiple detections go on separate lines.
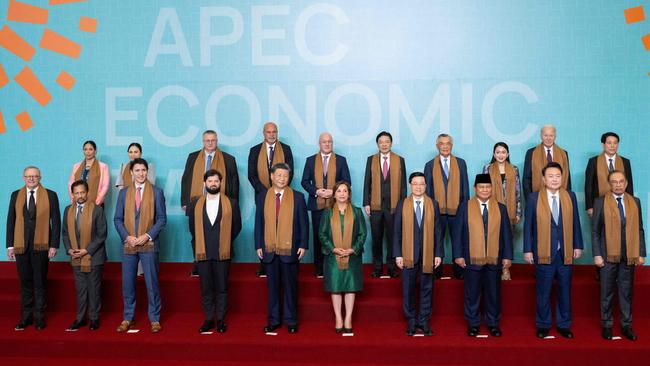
206, 194, 220, 225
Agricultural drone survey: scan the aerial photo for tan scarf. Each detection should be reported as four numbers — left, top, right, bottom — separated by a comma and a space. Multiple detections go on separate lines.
370, 153, 401, 212
531, 144, 569, 193
489, 162, 517, 223
401, 196, 436, 273
597, 154, 625, 197
468, 198, 501, 265
13, 185, 50, 254
67, 202, 95, 272
193, 195, 233, 261
263, 188, 294, 256
124, 184, 155, 254
74, 159, 100, 203
257, 142, 285, 189
536, 188, 573, 264
432, 155, 461, 215
330, 204, 354, 270
603, 194, 640, 265
121, 163, 132, 188
314, 153, 337, 209
191, 149, 227, 202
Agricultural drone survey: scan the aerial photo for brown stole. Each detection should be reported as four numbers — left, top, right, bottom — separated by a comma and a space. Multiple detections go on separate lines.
193, 195, 233, 261
191, 149, 227, 202
432, 155, 461, 215
488, 162, 517, 223
468, 198, 501, 265
67, 202, 95, 272
314, 153, 336, 209
330, 204, 354, 270
536, 188, 573, 264
121, 163, 132, 188
124, 184, 155, 254
257, 142, 286, 189
603, 194, 640, 265
531, 144, 569, 193
13, 185, 51, 254
596, 154, 625, 197
401, 196, 435, 273
263, 188, 294, 256
74, 159, 100, 203
370, 153, 401, 212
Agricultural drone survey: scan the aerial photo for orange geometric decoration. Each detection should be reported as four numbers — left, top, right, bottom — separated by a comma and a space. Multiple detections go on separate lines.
7, 0, 49, 24
15, 111, 34, 131
643, 34, 650, 50
56, 70, 76, 90
39, 28, 82, 58
624, 6, 646, 24
0, 110, 5, 134
79, 16, 97, 33
49, 0, 87, 5
0, 64, 8, 88
0, 25, 37, 62
14, 66, 52, 106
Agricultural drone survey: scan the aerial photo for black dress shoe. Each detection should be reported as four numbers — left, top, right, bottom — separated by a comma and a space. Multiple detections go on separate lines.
601, 327, 613, 340
454, 273, 465, 280
288, 325, 298, 334
467, 326, 480, 337
420, 327, 433, 336
15, 318, 32, 330
343, 328, 353, 333
488, 326, 502, 337
622, 326, 637, 341
89, 320, 100, 331
68, 319, 87, 331
406, 327, 416, 336
536, 328, 549, 338
557, 328, 573, 339
189, 264, 199, 277
264, 324, 280, 333
335, 327, 344, 333
371, 270, 381, 278
388, 270, 399, 278
199, 320, 215, 333
35, 318, 46, 330
256, 265, 267, 277
216, 321, 227, 333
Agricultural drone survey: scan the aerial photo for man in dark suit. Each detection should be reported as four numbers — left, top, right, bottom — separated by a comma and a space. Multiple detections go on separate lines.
301, 132, 351, 278
181, 130, 239, 276
453, 174, 513, 337
424, 133, 469, 279
363, 131, 407, 278
7, 166, 60, 331
188, 169, 242, 333
114, 158, 167, 333
62, 180, 107, 331
249, 122, 294, 277
591, 170, 645, 341
524, 162, 583, 339
255, 163, 308, 334
394, 172, 442, 336
523, 125, 572, 200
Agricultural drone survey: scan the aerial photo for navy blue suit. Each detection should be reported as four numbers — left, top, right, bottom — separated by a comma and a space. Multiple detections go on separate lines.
301, 153, 351, 275
248, 142, 294, 196
254, 189, 308, 326
113, 183, 167, 322
424, 155, 469, 278
393, 198, 443, 330
523, 191, 583, 329
452, 200, 513, 328
522, 146, 572, 200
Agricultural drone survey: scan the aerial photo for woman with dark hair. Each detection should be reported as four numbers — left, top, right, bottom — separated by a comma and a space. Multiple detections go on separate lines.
67, 140, 110, 206
319, 181, 367, 333
482, 142, 521, 280
115, 142, 156, 189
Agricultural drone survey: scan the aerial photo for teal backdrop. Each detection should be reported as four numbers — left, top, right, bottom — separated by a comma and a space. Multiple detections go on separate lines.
1, 0, 649, 264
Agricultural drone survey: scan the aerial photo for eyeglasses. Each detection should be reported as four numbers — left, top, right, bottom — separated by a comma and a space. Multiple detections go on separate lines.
24, 175, 40, 179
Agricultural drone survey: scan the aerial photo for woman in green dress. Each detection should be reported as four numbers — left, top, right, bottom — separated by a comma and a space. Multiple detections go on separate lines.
319, 181, 367, 333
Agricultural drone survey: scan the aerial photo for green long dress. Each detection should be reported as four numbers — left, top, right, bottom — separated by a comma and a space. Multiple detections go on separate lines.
319, 206, 367, 293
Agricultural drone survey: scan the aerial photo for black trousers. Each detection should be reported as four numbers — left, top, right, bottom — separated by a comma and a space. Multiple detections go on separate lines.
401, 263, 434, 329
197, 260, 230, 322
15, 250, 49, 320
370, 209, 396, 273
600, 261, 635, 328
73, 265, 103, 321
310, 209, 324, 274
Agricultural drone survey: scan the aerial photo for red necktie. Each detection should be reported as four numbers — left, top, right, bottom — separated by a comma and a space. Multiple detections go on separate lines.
136, 187, 142, 211
382, 157, 388, 180
275, 193, 281, 221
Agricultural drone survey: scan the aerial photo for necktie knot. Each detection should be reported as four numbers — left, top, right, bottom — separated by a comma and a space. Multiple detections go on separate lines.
29, 190, 34, 195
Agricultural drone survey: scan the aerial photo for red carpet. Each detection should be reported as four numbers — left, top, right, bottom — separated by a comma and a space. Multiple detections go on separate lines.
0, 262, 649, 366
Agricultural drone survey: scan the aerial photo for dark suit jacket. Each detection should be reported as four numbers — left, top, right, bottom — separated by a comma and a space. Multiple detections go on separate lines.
393, 198, 444, 262
248, 142, 294, 195
584, 155, 633, 210
362, 154, 407, 209
188, 196, 242, 261
62, 204, 107, 266
523, 146, 572, 200
181, 149, 239, 208
452, 200, 513, 270
254, 189, 308, 263
591, 195, 646, 259
6, 188, 61, 250
301, 153, 351, 211
523, 191, 584, 263
423, 156, 469, 208
114, 183, 167, 252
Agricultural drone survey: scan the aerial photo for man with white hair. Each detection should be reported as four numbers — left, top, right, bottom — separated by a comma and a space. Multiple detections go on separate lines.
523, 125, 572, 200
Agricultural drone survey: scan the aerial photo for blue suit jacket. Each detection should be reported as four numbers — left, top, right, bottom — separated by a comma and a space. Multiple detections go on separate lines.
393, 198, 444, 262
301, 153, 351, 211
424, 156, 469, 210
452, 199, 514, 270
254, 189, 309, 263
523, 191, 583, 263
114, 183, 167, 252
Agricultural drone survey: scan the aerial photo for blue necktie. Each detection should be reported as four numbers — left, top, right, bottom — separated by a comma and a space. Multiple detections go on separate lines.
617, 197, 626, 226
442, 158, 449, 178
551, 195, 559, 225
205, 154, 212, 172
415, 200, 422, 227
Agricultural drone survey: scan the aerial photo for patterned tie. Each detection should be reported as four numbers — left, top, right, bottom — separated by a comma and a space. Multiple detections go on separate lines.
136, 187, 142, 211
205, 154, 213, 172
443, 158, 449, 178
546, 149, 553, 163
482, 203, 488, 249
415, 200, 422, 228
76, 205, 83, 238
275, 193, 281, 223
551, 195, 559, 225
608, 158, 614, 173
617, 196, 626, 226
28, 190, 35, 214
382, 156, 388, 180
269, 146, 275, 169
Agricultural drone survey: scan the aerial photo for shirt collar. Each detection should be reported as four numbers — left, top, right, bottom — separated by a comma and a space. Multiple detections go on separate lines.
27, 186, 39, 193
605, 153, 617, 160
266, 142, 276, 149
380, 152, 390, 159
